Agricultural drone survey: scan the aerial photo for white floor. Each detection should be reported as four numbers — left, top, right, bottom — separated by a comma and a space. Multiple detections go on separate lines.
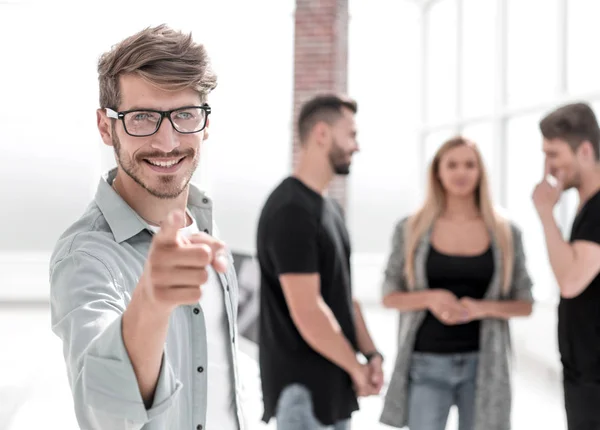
0, 304, 566, 430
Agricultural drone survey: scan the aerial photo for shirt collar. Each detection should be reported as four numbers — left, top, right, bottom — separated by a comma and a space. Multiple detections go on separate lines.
94, 168, 213, 243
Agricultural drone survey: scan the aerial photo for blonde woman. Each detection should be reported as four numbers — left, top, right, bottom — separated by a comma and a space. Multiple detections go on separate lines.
379, 137, 534, 430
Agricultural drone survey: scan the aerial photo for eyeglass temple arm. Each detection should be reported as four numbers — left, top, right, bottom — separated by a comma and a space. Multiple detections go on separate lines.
105, 108, 119, 119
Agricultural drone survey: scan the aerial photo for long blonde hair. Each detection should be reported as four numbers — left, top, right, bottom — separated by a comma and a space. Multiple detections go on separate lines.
404, 136, 514, 295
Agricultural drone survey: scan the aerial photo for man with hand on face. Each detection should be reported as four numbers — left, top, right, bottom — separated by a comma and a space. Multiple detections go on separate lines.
533, 102, 600, 430
256, 94, 384, 430
50, 25, 243, 430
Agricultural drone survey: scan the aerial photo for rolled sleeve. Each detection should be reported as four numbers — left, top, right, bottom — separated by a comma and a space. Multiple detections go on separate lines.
508, 225, 534, 303
50, 251, 181, 429
382, 218, 409, 296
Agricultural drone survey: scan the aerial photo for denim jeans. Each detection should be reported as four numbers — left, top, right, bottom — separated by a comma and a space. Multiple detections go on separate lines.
407, 352, 479, 430
275, 384, 351, 430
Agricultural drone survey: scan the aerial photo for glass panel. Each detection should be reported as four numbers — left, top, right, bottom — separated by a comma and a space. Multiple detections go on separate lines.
507, 0, 559, 107
568, 0, 600, 94
461, 121, 498, 199
424, 128, 459, 165
347, 0, 422, 254
461, 0, 495, 117
506, 113, 558, 302
426, 0, 458, 124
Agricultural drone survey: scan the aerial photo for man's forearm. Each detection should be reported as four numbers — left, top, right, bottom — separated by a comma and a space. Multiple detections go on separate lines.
353, 300, 376, 355
122, 287, 171, 408
540, 212, 576, 288
293, 299, 361, 376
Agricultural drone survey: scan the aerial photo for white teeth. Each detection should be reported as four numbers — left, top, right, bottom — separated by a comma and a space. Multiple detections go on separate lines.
148, 159, 180, 167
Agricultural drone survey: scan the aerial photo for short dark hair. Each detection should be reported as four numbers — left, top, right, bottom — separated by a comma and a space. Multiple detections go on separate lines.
297, 94, 358, 143
539, 102, 600, 160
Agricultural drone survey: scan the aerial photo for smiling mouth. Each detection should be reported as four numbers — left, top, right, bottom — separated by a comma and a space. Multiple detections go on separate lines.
143, 157, 185, 167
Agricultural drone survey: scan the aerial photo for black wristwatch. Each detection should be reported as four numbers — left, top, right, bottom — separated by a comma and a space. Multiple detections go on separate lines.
364, 351, 384, 363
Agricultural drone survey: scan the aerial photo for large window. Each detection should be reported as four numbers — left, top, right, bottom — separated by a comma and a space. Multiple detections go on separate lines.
567, 0, 600, 94
506, 0, 560, 108
425, 0, 458, 124
420, 0, 600, 302
461, 0, 495, 117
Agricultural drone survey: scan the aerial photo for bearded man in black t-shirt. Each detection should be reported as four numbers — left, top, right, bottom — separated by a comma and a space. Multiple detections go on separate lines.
533, 102, 600, 430
256, 94, 384, 430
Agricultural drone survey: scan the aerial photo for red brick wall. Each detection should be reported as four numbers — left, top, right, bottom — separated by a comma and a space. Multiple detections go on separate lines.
293, 0, 349, 212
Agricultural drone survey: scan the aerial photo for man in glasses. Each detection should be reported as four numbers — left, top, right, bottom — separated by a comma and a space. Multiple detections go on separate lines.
49, 25, 243, 430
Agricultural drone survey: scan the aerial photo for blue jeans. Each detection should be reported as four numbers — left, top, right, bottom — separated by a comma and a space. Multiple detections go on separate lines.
275, 384, 351, 430
407, 352, 479, 430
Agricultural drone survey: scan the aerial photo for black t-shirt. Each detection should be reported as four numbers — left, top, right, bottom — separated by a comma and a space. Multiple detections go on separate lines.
559, 190, 600, 384
256, 177, 359, 425
414, 245, 494, 353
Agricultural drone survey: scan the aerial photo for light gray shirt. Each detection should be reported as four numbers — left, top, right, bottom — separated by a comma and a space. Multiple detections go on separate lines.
50, 169, 245, 430
379, 218, 533, 430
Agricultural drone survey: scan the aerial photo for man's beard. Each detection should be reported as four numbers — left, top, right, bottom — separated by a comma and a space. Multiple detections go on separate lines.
112, 134, 198, 199
564, 173, 580, 190
554, 167, 579, 190
329, 138, 352, 175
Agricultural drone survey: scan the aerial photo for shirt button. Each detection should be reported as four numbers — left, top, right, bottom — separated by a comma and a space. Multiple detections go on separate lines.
197, 366, 204, 373
197, 425, 203, 430
203, 228, 209, 234
193, 308, 200, 315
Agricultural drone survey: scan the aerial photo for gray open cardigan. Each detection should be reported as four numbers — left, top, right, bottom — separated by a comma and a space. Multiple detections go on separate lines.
379, 218, 533, 430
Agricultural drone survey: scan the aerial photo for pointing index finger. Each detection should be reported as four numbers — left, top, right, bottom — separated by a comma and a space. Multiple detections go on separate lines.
155, 210, 184, 244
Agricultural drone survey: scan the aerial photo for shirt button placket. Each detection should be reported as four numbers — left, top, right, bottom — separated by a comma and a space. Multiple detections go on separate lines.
191, 306, 205, 430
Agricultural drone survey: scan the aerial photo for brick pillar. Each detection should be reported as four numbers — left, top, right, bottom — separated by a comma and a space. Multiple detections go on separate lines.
292, 0, 349, 212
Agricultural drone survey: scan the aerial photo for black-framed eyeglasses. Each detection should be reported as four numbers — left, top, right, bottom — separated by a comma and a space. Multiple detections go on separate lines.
105, 104, 211, 137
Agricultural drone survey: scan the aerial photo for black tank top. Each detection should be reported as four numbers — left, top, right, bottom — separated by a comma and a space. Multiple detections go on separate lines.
413, 245, 494, 353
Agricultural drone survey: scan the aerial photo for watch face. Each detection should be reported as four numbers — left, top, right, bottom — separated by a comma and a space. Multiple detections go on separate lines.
367, 352, 383, 362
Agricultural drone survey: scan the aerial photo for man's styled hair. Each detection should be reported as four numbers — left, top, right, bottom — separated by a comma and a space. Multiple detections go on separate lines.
297, 94, 358, 143
539, 102, 600, 160
98, 24, 218, 109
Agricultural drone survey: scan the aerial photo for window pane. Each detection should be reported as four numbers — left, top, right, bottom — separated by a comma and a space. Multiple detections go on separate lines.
426, 0, 458, 124
461, 122, 498, 199
424, 128, 459, 164
506, 113, 557, 302
507, 0, 559, 107
348, 0, 421, 254
461, 0, 495, 117
568, 1, 600, 94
